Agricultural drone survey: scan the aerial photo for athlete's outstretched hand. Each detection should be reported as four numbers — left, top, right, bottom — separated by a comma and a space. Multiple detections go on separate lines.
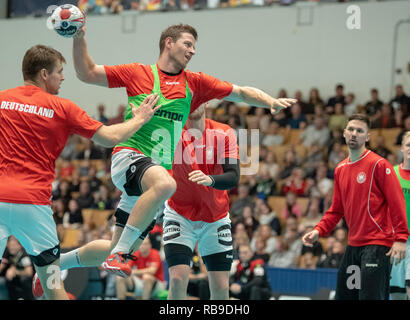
386, 241, 407, 265
188, 170, 213, 187
302, 229, 319, 247
130, 94, 161, 126
271, 98, 297, 115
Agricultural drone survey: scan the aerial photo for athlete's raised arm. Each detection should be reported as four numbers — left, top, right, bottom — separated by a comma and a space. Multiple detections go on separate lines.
72, 25, 108, 87
225, 84, 297, 115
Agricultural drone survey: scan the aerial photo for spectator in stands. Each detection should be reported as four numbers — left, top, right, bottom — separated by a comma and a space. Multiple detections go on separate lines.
327, 83, 345, 108
299, 251, 317, 269
230, 184, 254, 222
52, 198, 67, 226
60, 135, 80, 161
227, 115, 242, 140
281, 167, 311, 197
92, 184, 115, 210
327, 128, 345, 154
232, 225, 250, 259
279, 147, 300, 180
251, 168, 277, 199
65, 199, 84, 228
328, 103, 348, 131
78, 159, 91, 177
256, 201, 281, 236
96, 104, 108, 124
252, 236, 270, 263
250, 224, 277, 256
373, 103, 397, 129
396, 115, 410, 145
76, 181, 95, 210
365, 88, 383, 121
227, 103, 246, 129
60, 159, 75, 180
230, 244, 271, 300
299, 197, 323, 233
261, 121, 284, 147
390, 84, 410, 113
281, 192, 302, 219
333, 227, 348, 247
253, 107, 271, 133
0, 237, 34, 300
286, 102, 307, 129
87, 166, 103, 192
311, 163, 333, 201
240, 206, 259, 240
328, 143, 348, 174
295, 90, 314, 114
344, 93, 357, 116
317, 239, 345, 269
308, 87, 324, 109
372, 135, 392, 159
300, 115, 330, 148
268, 232, 298, 268
52, 179, 72, 208
107, 104, 126, 125
76, 139, 105, 160
116, 237, 165, 300
303, 142, 325, 178
187, 246, 210, 300
69, 170, 81, 193
258, 150, 280, 181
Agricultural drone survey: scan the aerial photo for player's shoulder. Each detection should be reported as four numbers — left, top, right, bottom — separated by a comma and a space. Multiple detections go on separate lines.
206, 118, 232, 132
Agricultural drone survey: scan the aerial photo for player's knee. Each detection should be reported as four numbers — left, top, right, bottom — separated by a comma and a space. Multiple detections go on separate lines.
154, 176, 176, 200
169, 273, 187, 290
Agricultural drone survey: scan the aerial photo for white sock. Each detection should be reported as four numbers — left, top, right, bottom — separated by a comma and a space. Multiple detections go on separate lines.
59, 248, 83, 271
111, 224, 142, 255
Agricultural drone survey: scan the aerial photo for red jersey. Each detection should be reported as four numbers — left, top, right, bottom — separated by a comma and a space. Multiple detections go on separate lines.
167, 119, 239, 223
314, 150, 409, 247
128, 248, 164, 282
0, 86, 102, 205
104, 63, 233, 111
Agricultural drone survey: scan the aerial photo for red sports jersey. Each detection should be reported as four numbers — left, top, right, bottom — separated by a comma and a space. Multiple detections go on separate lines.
128, 248, 164, 282
0, 85, 102, 205
104, 63, 233, 116
315, 150, 409, 247
167, 119, 239, 223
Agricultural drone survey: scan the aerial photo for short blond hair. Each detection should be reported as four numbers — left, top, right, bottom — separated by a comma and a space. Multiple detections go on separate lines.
402, 131, 410, 145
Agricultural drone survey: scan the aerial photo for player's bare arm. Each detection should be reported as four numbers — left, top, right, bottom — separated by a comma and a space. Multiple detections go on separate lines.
225, 85, 297, 115
92, 94, 160, 147
73, 25, 108, 87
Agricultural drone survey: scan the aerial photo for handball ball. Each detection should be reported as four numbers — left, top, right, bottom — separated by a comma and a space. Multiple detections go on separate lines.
51, 4, 84, 38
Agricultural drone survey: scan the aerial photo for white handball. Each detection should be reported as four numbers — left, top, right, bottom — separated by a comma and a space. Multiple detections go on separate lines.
50, 4, 85, 38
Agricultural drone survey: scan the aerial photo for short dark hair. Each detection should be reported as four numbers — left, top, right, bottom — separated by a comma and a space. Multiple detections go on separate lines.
159, 24, 198, 54
22, 45, 66, 81
348, 113, 370, 129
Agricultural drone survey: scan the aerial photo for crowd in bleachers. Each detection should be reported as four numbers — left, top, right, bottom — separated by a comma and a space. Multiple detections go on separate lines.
1, 83, 409, 300
76, 0, 349, 14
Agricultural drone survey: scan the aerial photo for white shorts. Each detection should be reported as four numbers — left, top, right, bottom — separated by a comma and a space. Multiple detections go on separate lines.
132, 275, 166, 298
163, 202, 233, 258
390, 239, 410, 289
111, 149, 158, 213
0, 202, 60, 266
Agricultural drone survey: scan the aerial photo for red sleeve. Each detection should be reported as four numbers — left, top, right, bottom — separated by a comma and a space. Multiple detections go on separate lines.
104, 63, 140, 88
187, 71, 233, 112
223, 127, 239, 160
376, 160, 409, 242
314, 167, 344, 237
64, 100, 102, 139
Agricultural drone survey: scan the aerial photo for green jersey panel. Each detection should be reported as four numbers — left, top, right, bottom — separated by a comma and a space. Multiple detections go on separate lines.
394, 165, 410, 231
116, 64, 192, 169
